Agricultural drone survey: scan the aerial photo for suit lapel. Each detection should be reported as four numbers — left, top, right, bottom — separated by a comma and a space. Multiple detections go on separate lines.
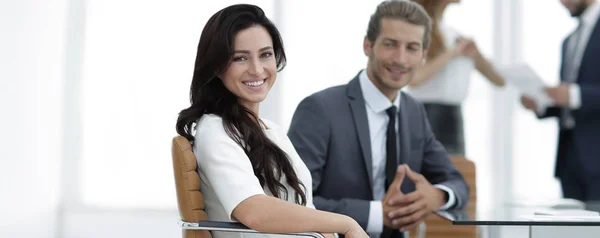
347, 75, 374, 193
577, 16, 600, 82
398, 93, 411, 165
560, 38, 568, 82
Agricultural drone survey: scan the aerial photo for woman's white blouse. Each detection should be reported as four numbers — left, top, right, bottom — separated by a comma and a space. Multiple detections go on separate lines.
407, 23, 475, 105
193, 114, 315, 238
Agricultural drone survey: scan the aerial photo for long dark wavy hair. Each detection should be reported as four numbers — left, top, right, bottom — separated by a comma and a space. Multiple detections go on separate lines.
176, 4, 306, 206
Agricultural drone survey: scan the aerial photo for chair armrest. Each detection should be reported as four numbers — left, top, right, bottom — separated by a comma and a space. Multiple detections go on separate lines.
179, 220, 326, 238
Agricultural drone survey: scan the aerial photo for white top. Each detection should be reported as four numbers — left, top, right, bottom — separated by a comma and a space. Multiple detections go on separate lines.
358, 70, 456, 236
193, 114, 315, 238
407, 23, 475, 105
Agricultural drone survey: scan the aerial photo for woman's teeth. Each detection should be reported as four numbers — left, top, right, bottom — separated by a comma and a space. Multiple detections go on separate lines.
244, 80, 264, 87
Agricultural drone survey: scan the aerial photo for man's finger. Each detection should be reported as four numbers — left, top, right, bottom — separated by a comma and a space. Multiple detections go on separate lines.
388, 197, 426, 219
391, 206, 428, 228
398, 221, 421, 233
388, 165, 406, 194
405, 165, 424, 183
400, 214, 429, 232
388, 190, 422, 206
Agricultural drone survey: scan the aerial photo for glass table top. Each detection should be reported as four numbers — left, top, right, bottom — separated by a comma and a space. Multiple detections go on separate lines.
436, 200, 600, 226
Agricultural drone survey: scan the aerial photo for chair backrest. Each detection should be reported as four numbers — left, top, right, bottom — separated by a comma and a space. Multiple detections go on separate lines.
410, 156, 478, 238
452, 156, 477, 217
172, 136, 212, 238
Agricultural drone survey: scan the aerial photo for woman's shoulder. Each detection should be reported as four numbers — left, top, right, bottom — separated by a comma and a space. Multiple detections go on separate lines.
440, 23, 462, 42
260, 117, 280, 131
195, 114, 223, 128
194, 114, 227, 140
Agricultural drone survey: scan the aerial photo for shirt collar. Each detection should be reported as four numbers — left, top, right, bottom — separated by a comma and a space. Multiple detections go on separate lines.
358, 69, 401, 114
581, 0, 600, 26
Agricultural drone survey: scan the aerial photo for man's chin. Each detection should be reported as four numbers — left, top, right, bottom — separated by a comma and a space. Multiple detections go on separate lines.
571, 3, 587, 17
384, 83, 408, 91
386, 79, 409, 89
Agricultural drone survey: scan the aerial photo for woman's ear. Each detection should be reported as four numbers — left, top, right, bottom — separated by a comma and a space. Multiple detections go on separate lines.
215, 71, 223, 81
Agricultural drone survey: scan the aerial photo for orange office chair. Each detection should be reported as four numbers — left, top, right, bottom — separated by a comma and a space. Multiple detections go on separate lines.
171, 136, 325, 238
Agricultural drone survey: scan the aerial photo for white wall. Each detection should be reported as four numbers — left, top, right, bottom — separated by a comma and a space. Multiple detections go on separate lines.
0, 0, 67, 237
62, 209, 179, 238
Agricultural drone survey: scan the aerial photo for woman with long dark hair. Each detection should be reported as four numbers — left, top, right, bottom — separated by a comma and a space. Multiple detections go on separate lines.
176, 4, 367, 238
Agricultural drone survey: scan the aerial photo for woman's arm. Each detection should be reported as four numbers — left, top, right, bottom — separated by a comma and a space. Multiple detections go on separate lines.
409, 38, 471, 87
233, 195, 365, 237
194, 116, 367, 238
409, 49, 460, 87
462, 40, 504, 87
472, 49, 505, 87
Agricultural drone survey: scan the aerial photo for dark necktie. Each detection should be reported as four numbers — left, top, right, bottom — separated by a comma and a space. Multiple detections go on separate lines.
381, 106, 403, 238
385, 106, 398, 189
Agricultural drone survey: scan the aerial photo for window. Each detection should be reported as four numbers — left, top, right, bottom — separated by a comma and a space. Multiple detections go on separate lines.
446, 0, 495, 208
512, 0, 576, 201
277, 0, 383, 130
80, 0, 274, 209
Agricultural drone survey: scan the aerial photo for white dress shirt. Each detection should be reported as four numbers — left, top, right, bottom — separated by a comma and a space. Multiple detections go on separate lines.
543, 0, 600, 115
193, 114, 316, 238
358, 70, 456, 235
407, 23, 475, 105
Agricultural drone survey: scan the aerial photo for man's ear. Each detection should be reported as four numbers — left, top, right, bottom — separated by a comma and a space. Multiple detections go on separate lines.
421, 49, 429, 65
363, 36, 373, 57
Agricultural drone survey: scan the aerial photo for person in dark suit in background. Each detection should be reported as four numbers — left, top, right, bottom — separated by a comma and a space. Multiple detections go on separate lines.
521, 0, 600, 201
287, 1, 469, 237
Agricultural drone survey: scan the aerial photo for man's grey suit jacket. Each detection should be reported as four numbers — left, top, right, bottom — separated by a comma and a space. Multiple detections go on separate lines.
287, 73, 469, 229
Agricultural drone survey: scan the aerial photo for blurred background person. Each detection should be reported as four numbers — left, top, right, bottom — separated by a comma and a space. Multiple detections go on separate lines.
407, 0, 505, 155
521, 0, 600, 201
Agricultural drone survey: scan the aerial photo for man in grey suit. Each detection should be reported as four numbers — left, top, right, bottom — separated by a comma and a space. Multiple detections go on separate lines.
287, 1, 469, 238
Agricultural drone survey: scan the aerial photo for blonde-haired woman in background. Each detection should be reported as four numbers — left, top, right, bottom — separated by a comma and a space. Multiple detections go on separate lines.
408, 0, 505, 155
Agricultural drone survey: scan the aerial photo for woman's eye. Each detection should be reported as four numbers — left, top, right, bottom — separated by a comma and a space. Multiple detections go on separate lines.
232, 56, 247, 62
261, 52, 273, 58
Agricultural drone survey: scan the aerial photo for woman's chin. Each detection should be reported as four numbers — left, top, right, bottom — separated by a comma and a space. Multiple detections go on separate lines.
240, 95, 268, 107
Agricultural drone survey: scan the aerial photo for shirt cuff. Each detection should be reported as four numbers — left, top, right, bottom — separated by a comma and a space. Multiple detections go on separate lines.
366, 201, 383, 233
535, 104, 547, 116
433, 184, 456, 211
569, 84, 581, 109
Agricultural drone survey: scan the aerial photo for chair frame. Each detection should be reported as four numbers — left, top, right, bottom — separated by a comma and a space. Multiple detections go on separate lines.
179, 220, 325, 238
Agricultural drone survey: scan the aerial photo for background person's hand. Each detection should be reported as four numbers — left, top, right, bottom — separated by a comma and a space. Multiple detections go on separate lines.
520, 95, 538, 111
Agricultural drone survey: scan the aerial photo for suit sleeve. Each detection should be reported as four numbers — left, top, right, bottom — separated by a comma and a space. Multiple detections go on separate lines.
579, 85, 600, 112
418, 103, 469, 210
538, 106, 561, 119
288, 95, 371, 229
536, 83, 600, 119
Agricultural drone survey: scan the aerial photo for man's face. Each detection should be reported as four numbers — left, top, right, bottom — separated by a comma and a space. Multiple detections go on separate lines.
560, 0, 590, 17
364, 18, 426, 98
